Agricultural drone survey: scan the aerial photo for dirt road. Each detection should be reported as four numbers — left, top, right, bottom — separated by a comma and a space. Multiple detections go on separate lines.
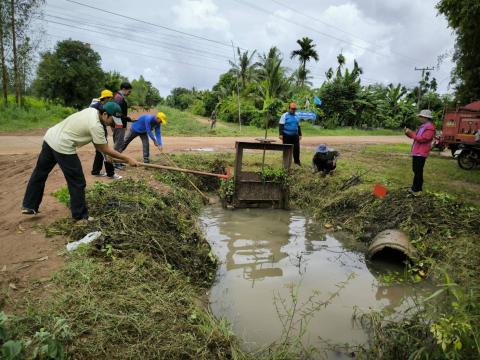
0, 134, 410, 155
0, 133, 409, 307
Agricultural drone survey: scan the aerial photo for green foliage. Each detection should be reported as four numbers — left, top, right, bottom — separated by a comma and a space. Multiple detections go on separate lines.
51, 187, 70, 207
217, 95, 262, 126
0, 96, 75, 132
219, 177, 235, 204
128, 75, 162, 108
32, 40, 104, 109
188, 98, 206, 116
437, 0, 480, 103
166, 87, 198, 110
0, 312, 71, 360
102, 71, 126, 94
259, 167, 289, 185
290, 37, 319, 87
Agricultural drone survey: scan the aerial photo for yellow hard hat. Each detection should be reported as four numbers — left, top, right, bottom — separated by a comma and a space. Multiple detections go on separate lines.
157, 112, 167, 124
100, 89, 113, 99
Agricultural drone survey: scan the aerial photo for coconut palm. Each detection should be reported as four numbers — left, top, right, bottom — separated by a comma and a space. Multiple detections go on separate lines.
229, 48, 257, 89
256, 47, 292, 99
290, 37, 319, 87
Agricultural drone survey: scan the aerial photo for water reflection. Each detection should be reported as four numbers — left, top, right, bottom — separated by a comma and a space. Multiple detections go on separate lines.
200, 206, 431, 358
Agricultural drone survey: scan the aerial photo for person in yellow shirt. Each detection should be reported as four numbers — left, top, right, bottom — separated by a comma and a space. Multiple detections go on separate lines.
22, 102, 138, 221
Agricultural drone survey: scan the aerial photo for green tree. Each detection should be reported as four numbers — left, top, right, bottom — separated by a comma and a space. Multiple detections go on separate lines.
32, 40, 104, 108
128, 75, 161, 108
257, 47, 292, 99
319, 55, 362, 127
103, 71, 127, 94
437, 0, 480, 103
229, 47, 257, 89
290, 37, 319, 87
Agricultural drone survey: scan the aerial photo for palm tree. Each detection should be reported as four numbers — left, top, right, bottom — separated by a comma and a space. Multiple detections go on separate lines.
290, 37, 319, 87
257, 47, 292, 99
229, 48, 257, 89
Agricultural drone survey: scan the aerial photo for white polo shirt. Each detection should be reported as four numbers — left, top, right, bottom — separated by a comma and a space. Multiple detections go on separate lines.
44, 108, 108, 155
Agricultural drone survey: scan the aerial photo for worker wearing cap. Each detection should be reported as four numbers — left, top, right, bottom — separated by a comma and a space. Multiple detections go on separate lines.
113, 82, 133, 170
312, 144, 340, 175
279, 102, 302, 166
404, 109, 436, 196
120, 112, 167, 163
22, 102, 139, 220
89, 90, 122, 179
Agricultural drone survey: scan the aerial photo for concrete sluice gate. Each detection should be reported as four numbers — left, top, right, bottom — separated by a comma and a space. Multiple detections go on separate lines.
367, 229, 417, 261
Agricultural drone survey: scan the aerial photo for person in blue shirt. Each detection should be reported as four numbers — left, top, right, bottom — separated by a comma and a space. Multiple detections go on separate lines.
120, 112, 167, 163
279, 102, 302, 166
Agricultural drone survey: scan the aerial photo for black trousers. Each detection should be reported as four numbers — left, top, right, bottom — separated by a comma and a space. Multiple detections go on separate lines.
91, 150, 115, 177
313, 156, 336, 174
282, 134, 301, 165
411, 156, 426, 192
23, 142, 88, 220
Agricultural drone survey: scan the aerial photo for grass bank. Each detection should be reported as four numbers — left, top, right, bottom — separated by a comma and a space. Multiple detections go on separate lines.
157, 105, 403, 137
0, 97, 75, 132
2, 172, 309, 359
2, 144, 479, 359
153, 146, 480, 359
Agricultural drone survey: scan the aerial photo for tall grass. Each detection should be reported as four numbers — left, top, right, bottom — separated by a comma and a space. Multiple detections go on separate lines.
0, 96, 75, 132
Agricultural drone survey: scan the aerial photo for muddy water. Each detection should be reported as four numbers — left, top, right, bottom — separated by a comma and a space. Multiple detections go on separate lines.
200, 206, 430, 358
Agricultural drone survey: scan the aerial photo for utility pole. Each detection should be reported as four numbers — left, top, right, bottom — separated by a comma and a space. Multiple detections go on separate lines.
414, 66, 434, 110
231, 41, 241, 131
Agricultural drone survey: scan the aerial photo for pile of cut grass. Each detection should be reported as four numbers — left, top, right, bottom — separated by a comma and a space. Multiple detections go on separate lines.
48, 180, 216, 285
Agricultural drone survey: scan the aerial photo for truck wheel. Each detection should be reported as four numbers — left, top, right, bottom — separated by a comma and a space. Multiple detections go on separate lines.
458, 151, 475, 170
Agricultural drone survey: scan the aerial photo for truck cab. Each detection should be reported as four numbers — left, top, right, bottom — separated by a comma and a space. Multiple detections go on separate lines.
440, 101, 480, 155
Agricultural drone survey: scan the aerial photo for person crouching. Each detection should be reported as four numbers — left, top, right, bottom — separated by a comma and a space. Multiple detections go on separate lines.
312, 144, 339, 175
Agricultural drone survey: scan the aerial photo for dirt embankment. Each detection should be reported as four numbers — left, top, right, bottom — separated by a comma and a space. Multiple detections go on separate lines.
0, 152, 139, 307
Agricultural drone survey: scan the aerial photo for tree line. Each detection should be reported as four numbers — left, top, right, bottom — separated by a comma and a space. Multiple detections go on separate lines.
32, 39, 162, 109
165, 39, 452, 130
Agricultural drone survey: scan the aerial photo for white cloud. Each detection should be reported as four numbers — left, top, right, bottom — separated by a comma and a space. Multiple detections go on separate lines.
172, 0, 230, 31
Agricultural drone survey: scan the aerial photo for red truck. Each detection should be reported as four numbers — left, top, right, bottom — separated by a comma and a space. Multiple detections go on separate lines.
434, 101, 480, 155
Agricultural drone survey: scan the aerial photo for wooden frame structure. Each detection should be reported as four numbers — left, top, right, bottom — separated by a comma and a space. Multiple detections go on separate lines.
233, 141, 293, 209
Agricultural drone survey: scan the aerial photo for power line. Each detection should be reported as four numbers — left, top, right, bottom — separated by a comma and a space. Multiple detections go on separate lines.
45, 33, 227, 73
43, 14, 232, 61
232, 0, 416, 67
65, 0, 241, 50
45, 4, 235, 56
269, 0, 421, 64
43, 18, 232, 64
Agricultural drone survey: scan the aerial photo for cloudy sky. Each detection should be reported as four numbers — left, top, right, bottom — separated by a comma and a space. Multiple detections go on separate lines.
41, 0, 456, 96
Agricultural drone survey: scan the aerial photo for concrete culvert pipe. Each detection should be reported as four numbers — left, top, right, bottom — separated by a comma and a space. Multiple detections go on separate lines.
367, 229, 417, 261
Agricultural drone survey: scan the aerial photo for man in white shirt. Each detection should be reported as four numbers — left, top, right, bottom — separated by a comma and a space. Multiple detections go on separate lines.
22, 102, 139, 221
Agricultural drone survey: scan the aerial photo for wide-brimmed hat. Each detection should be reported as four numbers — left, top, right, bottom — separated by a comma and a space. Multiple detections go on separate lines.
316, 144, 328, 153
418, 109, 433, 119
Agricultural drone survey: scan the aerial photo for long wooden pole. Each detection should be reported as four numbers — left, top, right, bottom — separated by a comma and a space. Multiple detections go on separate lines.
139, 162, 229, 179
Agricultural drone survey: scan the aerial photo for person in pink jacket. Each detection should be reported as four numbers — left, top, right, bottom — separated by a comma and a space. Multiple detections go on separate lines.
404, 109, 436, 195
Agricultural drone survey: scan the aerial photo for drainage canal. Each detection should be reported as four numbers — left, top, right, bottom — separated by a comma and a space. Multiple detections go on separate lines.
200, 205, 432, 358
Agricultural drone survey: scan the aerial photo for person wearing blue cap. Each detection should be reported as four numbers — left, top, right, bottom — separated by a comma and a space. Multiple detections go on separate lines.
312, 144, 339, 175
